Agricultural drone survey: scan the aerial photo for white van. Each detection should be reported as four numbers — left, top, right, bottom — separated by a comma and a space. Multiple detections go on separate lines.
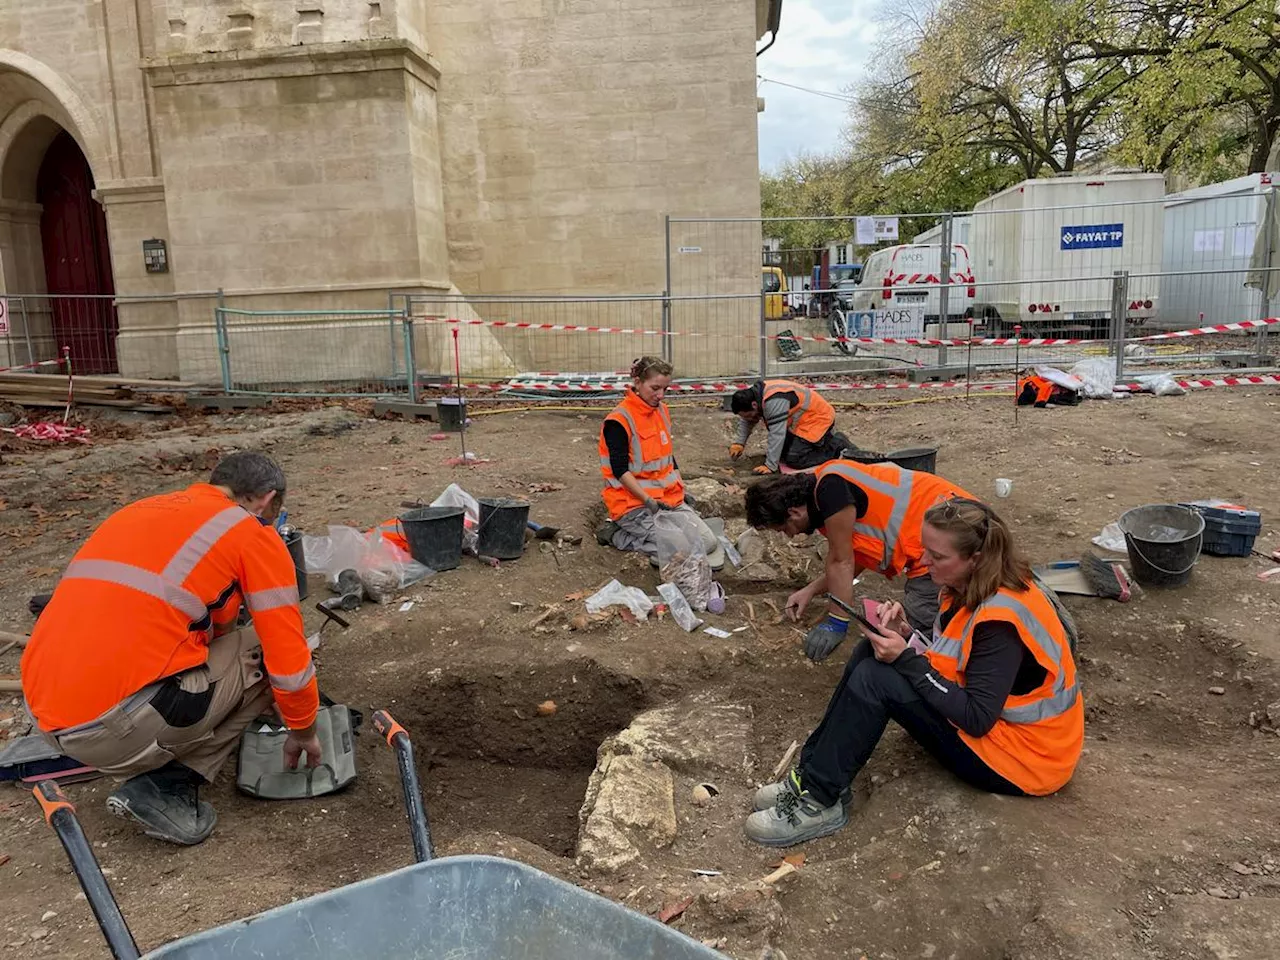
848, 243, 976, 323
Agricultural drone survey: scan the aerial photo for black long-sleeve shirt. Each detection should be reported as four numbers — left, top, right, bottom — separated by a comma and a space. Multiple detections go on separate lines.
891, 605, 1047, 736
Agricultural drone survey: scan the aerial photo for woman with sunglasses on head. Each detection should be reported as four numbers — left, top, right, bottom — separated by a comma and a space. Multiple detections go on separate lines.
744, 498, 1084, 847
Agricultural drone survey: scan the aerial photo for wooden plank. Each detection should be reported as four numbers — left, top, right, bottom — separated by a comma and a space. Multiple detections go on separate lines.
0, 395, 174, 412
0, 372, 193, 390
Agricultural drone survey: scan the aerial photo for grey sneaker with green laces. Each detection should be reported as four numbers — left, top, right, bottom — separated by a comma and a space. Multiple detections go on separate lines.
753, 774, 852, 811
744, 770, 848, 848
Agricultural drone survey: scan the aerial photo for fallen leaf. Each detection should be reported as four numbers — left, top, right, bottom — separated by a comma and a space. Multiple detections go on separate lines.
528, 482, 565, 493
0, 853, 10, 867
619, 609, 638, 624
770, 852, 806, 869
0, 499, 7, 511
564, 591, 587, 602
658, 895, 695, 924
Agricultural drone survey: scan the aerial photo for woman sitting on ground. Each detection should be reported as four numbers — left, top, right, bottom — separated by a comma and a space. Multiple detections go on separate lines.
595, 356, 724, 568
744, 498, 1084, 847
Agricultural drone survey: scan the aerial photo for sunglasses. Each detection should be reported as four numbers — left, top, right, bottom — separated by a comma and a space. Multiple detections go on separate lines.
933, 496, 993, 541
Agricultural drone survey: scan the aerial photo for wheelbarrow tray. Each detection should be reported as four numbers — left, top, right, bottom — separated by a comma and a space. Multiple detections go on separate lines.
146, 855, 724, 959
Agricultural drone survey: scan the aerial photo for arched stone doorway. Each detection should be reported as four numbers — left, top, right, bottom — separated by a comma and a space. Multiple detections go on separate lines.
0, 58, 118, 373
36, 129, 118, 373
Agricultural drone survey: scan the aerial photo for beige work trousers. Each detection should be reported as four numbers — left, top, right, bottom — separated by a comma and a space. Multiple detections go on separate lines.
45, 627, 272, 783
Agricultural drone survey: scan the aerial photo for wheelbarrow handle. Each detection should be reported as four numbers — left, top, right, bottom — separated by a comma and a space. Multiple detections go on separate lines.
33, 782, 141, 960
371, 710, 435, 864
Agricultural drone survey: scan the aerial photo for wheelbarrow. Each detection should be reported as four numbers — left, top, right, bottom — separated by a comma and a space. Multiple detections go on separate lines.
34, 710, 726, 959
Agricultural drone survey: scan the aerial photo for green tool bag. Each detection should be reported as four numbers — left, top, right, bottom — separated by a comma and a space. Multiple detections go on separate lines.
236, 703, 357, 800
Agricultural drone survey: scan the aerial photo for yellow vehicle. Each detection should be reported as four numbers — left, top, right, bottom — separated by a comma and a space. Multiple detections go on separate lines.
762, 266, 792, 320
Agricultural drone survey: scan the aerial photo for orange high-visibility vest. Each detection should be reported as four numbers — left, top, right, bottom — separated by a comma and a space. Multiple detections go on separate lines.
815, 460, 978, 579
598, 388, 684, 520
763, 379, 835, 443
925, 584, 1084, 795
1017, 375, 1056, 407
22, 484, 319, 732
370, 519, 410, 555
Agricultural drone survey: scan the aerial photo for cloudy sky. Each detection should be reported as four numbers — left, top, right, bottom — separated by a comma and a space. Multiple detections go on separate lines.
756, 0, 881, 171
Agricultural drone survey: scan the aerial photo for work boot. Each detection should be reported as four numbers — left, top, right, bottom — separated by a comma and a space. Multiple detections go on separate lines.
744, 770, 848, 848
595, 519, 619, 547
105, 763, 216, 846
753, 773, 851, 812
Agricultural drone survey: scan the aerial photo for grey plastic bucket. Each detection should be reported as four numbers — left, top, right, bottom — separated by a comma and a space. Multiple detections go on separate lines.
476, 497, 531, 560
399, 506, 465, 571
887, 446, 938, 473
1118, 504, 1204, 589
282, 530, 308, 601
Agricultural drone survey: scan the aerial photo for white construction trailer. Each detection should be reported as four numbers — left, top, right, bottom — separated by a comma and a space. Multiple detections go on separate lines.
968, 173, 1165, 333
1161, 172, 1277, 330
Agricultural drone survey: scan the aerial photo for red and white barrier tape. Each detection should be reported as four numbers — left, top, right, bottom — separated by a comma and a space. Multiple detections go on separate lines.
1, 422, 90, 442
415, 315, 1279, 348
0, 357, 64, 374
435, 372, 1280, 395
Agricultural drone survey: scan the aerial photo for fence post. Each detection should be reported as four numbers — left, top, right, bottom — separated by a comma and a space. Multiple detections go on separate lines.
214, 288, 232, 392
1110, 271, 1129, 382
662, 215, 673, 365
759, 287, 768, 377
18, 297, 34, 365
402, 311, 418, 403
1257, 184, 1275, 361
937, 214, 953, 368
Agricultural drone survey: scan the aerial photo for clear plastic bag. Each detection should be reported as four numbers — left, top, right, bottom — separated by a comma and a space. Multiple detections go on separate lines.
657, 582, 703, 632
301, 525, 432, 604
1134, 373, 1187, 397
1092, 522, 1127, 554
655, 511, 712, 612
585, 579, 654, 620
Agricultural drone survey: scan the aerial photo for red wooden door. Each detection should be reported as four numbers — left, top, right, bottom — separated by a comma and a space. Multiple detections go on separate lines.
37, 131, 118, 374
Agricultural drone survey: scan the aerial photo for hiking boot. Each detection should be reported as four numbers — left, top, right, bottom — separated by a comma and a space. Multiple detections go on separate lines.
753, 773, 851, 812
595, 520, 619, 547
105, 764, 216, 846
744, 771, 848, 848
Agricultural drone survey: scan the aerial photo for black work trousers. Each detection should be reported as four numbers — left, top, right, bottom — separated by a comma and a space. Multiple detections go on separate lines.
781, 427, 853, 470
797, 639, 1026, 807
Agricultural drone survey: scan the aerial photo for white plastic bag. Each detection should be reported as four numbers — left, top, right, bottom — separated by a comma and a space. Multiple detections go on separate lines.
657, 582, 703, 632
1092, 522, 1128, 554
431, 483, 481, 551
1134, 373, 1187, 397
585, 579, 654, 620
655, 511, 712, 611
1069, 358, 1116, 399
302, 526, 368, 582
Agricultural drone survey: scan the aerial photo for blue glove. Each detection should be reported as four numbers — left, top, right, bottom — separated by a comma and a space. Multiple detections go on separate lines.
804, 614, 850, 662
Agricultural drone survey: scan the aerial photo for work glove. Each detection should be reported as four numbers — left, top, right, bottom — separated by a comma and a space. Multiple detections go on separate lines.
643, 497, 675, 515
728, 443, 745, 459
804, 614, 850, 662
753, 464, 774, 475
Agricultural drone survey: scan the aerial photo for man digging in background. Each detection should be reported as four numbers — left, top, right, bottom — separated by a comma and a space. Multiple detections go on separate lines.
728, 378, 855, 474
21, 452, 321, 845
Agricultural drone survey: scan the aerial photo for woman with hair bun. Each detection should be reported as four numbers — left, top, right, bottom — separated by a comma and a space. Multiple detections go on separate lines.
596, 356, 724, 568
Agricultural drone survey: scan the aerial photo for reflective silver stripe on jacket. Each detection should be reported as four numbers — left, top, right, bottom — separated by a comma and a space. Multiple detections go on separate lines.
246, 585, 300, 613
605, 405, 682, 488
269, 662, 316, 692
821, 462, 914, 571
968, 590, 1078, 724
60, 504, 253, 624
61, 559, 209, 622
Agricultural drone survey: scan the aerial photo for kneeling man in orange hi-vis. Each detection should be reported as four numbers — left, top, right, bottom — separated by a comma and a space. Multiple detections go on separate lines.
21, 452, 320, 845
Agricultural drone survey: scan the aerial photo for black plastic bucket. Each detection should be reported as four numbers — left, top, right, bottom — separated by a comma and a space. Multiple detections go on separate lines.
399, 506, 465, 571
1118, 504, 1204, 589
476, 497, 531, 560
886, 446, 938, 473
438, 397, 466, 432
282, 530, 309, 601
841, 448, 887, 465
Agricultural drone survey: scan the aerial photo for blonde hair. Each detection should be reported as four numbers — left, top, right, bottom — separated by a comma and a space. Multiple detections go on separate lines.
922, 498, 1032, 611
631, 356, 673, 381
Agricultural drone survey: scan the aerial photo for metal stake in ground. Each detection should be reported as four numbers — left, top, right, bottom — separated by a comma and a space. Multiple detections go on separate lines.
450, 325, 467, 463
965, 317, 975, 401
1013, 324, 1022, 427
61, 346, 73, 425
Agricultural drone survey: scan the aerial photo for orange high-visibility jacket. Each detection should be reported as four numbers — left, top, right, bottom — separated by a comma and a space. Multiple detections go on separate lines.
1017, 375, 1057, 407
598, 388, 684, 520
22, 484, 319, 732
763, 379, 835, 443
815, 460, 978, 579
925, 584, 1084, 795
370, 519, 410, 555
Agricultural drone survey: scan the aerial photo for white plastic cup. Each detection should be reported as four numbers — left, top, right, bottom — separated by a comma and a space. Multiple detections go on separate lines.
994, 478, 1013, 498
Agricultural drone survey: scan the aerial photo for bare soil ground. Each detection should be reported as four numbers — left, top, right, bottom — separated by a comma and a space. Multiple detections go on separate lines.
2, 389, 1280, 960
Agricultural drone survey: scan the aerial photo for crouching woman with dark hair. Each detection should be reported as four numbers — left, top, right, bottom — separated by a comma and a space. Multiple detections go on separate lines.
744, 498, 1084, 847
